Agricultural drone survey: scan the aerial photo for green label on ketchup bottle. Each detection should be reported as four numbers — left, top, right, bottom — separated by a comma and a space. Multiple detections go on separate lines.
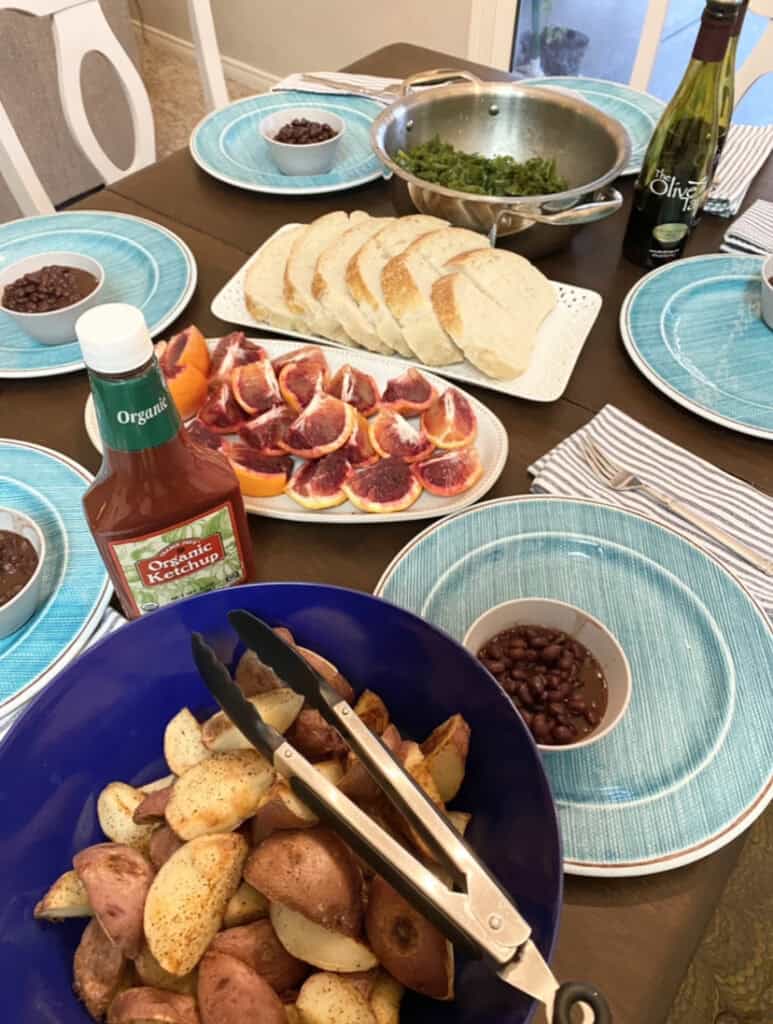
90, 362, 180, 452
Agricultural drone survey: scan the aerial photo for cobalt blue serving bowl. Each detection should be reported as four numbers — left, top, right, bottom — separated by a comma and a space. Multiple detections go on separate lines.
0, 583, 561, 1024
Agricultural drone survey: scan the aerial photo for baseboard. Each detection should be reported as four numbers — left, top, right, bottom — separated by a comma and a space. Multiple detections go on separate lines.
131, 19, 279, 94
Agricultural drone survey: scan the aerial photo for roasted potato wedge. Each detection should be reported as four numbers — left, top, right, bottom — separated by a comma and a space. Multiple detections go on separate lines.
223, 881, 269, 928
353, 691, 389, 735
140, 774, 176, 794
135, 945, 197, 996
365, 876, 453, 1000
244, 828, 362, 936
34, 869, 93, 920
97, 782, 157, 852
270, 903, 378, 973
107, 986, 199, 1024
421, 714, 471, 803
164, 708, 210, 776
285, 709, 346, 762
295, 972, 377, 1024
133, 785, 173, 824
149, 826, 184, 870
144, 833, 248, 976
338, 725, 400, 804
251, 760, 343, 843
235, 649, 283, 696
74, 918, 129, 1020
296, 647, 355, 703
369, 973, 404, 1024
165, 750, 274, 840
209, 919, 308, 993
73, 843, 154, 960
285, 1006, 301, 1024
202, 689, 303, 753
198, 950, 286, 1024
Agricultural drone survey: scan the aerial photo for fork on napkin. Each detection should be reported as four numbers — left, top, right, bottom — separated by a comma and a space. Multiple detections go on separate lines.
530, 405, 773, 620
272, 71, 401, 103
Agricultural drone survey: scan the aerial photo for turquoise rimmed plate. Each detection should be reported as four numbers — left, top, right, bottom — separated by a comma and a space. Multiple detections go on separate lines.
520, 76, 664, 175
0, 440, 111, 721
375, 495, 773, 877
621, 253, 773, 439
0, 211, 195, 379
190, 91, 384, 195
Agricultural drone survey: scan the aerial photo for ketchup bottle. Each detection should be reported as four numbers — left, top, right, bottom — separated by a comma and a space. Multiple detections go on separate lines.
77, 303, 256, 619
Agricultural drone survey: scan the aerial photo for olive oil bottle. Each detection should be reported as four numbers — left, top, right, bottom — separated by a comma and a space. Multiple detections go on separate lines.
623, 0, 742, 268
716, 0, 748, 166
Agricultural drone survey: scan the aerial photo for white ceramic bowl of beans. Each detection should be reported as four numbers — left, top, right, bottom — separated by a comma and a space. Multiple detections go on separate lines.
260, 108, 345, 176
463, 597, 631, 752
0, 507, 46, 640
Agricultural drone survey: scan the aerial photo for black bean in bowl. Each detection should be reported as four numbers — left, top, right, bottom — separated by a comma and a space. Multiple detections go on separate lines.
477, 624, 608, 746
273, 118, 338, 145
2, 265, 98, 314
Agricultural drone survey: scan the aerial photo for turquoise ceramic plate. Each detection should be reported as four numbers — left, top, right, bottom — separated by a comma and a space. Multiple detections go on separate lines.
0, 212, 196, 379
0, 441, 111, 721
190, 91, 384, 195
375, 496, 773, 877
621, 253, 773, 439
520, 76, 664, 175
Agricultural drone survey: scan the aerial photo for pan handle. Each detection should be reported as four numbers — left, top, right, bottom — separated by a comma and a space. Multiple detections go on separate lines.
400, 68, 482, 95
533, 186, 623, 226
553, 981, 611, 1024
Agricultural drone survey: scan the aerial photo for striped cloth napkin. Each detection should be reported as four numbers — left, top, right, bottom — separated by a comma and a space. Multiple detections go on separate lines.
272, 71, 400, 103
704, 123, 773, 218
721, 198, 773, 255
529, 405, 773, 620
0, 607, 125, 742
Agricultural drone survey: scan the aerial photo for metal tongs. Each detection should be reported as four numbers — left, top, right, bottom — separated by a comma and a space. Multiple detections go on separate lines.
192, 611, 611, 1024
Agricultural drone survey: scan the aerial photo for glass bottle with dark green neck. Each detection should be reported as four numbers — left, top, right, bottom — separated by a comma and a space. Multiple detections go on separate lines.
623, 0, 741, 268
716, 0, 748, 165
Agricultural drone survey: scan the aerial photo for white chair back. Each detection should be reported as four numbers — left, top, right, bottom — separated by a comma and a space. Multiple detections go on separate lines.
0, 0, 228, 217
735, 0, 773, 98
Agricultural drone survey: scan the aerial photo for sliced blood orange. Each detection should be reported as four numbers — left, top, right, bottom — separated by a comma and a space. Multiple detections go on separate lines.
278, 358, 328, 412
198, 379, 247, 434
280, 393, 356, 459
342, 458, 423, 514
272, 345, 328, 376
224, 443, 292, 497
421, 389, 477, 450
340, 412, 379, 467
186, 418, 223, 451
160, 325, 211, 378
285, 451, 352, 510
231, 361, 283, 416
413, 447, 483, 496
239, 405, 295, 456
158, 326, 211, 419
210, 332, 266, 378
380, 367, 436, 415
327, 364, 380, 417
368, 410, 435, 464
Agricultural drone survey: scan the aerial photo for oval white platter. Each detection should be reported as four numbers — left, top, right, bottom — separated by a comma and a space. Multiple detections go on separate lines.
84, 335, 509, 525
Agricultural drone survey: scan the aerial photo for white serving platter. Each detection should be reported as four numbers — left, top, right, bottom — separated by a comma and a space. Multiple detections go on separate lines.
84, 336, 509, 525
210, 224, 602, 402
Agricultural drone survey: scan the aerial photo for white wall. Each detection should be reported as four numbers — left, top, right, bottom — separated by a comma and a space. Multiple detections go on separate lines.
133, 0, 475, 77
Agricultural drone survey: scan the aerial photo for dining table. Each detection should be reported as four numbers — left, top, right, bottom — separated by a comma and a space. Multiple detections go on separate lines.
1, 41, 771, 1024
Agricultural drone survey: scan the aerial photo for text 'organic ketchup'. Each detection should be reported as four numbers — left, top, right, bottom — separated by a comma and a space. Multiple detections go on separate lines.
77, 303, 255, 619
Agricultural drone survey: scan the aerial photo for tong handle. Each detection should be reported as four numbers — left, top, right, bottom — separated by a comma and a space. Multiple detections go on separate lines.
553, 982, 611, 1024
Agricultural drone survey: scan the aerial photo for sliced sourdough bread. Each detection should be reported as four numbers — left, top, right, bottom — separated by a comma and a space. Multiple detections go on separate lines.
244, 225, 306, 331
312, 216, 394, 352
346, 214, 447, 357
431, 249, 557, 379
284, 211, 368, 340
381, 228, 488, 365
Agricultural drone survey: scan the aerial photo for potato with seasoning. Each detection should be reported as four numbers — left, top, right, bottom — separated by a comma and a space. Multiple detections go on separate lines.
107, 986, 200, 1024
34, 869, 93, 920
164, 708, 211, 776
201, 689, 303, 752
284, 708, 346, 761
295, 972, 377, 1024
198, 950, 286, 1024
97, 782, 157, 852
134, 945, 197, 996
269, 903, 378, 974
73, 918, 130, 1020
208, 918, 308, 993
149, 826, 184, 870
222, 881, 268, 928
73, 844, 154, 960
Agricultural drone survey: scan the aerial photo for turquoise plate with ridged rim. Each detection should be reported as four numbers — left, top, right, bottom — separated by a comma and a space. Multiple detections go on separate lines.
190, 90, 384, 195
520, 76, 664, 175
0, 211, 196, 379
0, 440, 111, 722
375, 495, 773, 877
621, 253, 773, 439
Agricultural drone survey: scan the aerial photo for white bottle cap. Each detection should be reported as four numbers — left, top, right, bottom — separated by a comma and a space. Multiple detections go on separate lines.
76, 303, 154, 374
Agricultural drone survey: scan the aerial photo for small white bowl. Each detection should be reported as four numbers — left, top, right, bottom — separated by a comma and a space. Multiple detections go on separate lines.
0, 251, 104, 345
463, 597, 632, 752
761, 253, 773, 331
260, 107, 345, 176
0, 507, 46, 639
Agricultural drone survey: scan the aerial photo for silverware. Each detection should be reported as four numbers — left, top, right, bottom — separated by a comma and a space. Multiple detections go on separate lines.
191, 612, 612, 1024
581, 438, 773, 576
298, 74, 401, 103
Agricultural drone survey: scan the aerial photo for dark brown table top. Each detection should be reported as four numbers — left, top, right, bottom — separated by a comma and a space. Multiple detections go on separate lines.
2, 42, 770, 1024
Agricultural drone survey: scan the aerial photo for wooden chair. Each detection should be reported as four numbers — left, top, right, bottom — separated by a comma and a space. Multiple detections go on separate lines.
0, 0, 228, 217
630, 0, 773, 100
